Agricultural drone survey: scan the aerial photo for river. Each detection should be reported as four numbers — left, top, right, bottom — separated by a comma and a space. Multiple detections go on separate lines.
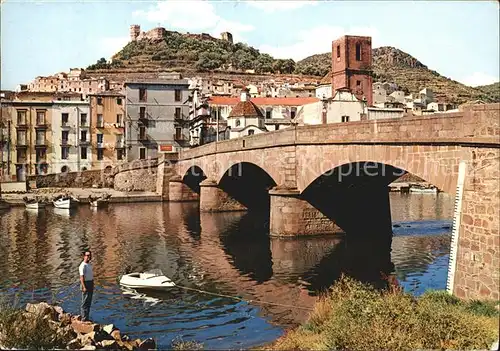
0, 192, 453, 349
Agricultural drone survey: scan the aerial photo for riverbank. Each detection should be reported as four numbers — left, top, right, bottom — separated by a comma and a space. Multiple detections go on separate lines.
0, 187, 161, 206
264, 277, 499, 351
0, 302, 156, 350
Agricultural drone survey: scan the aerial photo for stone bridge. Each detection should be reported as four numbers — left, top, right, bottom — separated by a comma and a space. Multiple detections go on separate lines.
166, 104, 499, 301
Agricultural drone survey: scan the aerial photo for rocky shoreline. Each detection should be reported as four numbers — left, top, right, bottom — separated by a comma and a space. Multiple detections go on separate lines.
0, 302, 156, 350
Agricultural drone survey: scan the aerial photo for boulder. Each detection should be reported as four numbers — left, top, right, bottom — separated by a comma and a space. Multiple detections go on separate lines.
98, 339, 118, 349
117, 340, 136, 351
67, 337, 83, 350
80, 345, 96, 350
25, 302, 58, 321
110, 329, 122, 341
87, 330, 114, 343
102, 324, 115, 335
60, 312, 72, 326
71, 319, 100, 335
138, 338, 156, 350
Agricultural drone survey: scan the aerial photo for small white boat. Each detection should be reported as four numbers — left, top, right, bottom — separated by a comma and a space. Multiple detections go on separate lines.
409, 187, 438, 194
53, 196, 79, 209
119, 270, 176, 290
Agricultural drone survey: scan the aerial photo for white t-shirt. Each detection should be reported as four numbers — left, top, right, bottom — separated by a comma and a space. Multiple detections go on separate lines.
79, 261, 93, 281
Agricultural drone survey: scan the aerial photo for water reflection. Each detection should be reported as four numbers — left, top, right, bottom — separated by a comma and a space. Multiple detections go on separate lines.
0, 192, 454, 348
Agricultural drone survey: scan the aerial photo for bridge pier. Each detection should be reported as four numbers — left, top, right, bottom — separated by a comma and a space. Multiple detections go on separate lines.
199, 179, 247, 212
168, 176, 199, 202
269, 187, 343, 237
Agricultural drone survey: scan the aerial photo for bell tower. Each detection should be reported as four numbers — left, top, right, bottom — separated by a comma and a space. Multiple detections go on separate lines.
331, 35, 373, 106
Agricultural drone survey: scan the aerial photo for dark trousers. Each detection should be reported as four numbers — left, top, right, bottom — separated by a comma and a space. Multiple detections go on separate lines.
81, 280, 94, 321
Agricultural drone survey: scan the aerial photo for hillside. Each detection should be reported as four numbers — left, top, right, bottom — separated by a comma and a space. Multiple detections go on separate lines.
296, 47, 498, 104
477, 82, 500, 102
86, 29, 498, 104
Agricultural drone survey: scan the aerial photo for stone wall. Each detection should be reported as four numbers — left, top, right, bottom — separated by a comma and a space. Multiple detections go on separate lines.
30, 170, 113, 189
114, 168, 157, 192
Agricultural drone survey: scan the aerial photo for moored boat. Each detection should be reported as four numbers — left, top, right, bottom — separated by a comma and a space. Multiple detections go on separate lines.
409, 187, 438, 194
119, 270, 176, 290
24, 196, 47, 210
0, 200, 10, 210
53, 195, 79, 209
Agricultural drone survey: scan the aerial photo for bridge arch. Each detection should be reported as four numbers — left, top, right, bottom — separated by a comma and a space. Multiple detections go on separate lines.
182, 165, 207, 194
296, 144, 461, 194
218, 162, 277, 211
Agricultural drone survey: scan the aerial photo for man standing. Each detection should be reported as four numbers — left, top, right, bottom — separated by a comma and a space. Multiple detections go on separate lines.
79, 250, 94, 321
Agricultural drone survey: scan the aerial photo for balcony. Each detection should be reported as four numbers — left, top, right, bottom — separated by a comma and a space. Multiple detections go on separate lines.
173, 133, 189, 141
79, 139, 90, 145
80, 120, 89, 128
60, 139, 70, 146
35, 139, 47, 147
16, 122, 28, 129
61, 121, 72, 129
35, 120, 48, 129
115, 141, 125, 148
16, 141, 28, 148
15, 158, 27, 164
96, 142, 105, 149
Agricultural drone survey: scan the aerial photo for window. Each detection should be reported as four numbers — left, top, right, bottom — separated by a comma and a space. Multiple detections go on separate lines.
81, 147, 87, 160
17, 110, 27, 125
97, 134, 103, 143
36, 110, 46, 125
62, 113, 69, 126
274, 125, 279, 131
61, 130, 69, 144
341, 115, 350, 123
117, 149, 125, 160
139, 148, 146, 160
17, 149, 26, 163
116, 114, 123, 126
139, 88, 147, 102
355, 43, 362, 61
265, 109, 272, 119
248, 129, 254, 136
175, 127, 182, 140
174, 89, 182, 102
80, 130, 87, 142
116, 98, 122, 105
139, 126, 146, 140
356, 80, 361, 86
80, 113, 88, 126
336, 45, 340, 58
97, 149, 104, 160
61, 165, 69, 173
36, 148, 46, 162
61, 147, 69, 160
139, 106, 146, 119
235, 119, 241, 127
97, 97, 103, 105
36, 130, 45, 145
290, 107, 297, 119
175, 107, 181, 119
17, 130, 26, 145
97, 114, 103, 127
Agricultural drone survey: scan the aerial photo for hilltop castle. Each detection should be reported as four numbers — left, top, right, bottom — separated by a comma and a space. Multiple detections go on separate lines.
129, 25, 233, 44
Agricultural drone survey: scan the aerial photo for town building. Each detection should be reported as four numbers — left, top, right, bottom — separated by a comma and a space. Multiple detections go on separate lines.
51, 100, 92, 173
124, 77, 190, 160
88, 92, 127, 169
331, 35, 373, 106
227, 90, 267, 139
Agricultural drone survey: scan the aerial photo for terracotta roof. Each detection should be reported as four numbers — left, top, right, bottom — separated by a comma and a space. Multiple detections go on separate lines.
320, 71, 331, 85
210, 96, 319, 106
228, 100, 264, 118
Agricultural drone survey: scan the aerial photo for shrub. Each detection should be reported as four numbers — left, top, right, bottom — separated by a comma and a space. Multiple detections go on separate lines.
268, 276, 499, 351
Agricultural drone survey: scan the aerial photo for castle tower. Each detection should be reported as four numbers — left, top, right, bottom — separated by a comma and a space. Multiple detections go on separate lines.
331, 35, 373, 106
221, 32, 233, 44
130, 25, 141, 42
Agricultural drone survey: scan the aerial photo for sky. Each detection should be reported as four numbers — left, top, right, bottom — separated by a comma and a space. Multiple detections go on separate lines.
1, 0, 499, 90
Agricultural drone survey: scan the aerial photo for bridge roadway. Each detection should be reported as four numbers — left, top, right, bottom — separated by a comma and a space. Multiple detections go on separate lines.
165, 104, 499, 301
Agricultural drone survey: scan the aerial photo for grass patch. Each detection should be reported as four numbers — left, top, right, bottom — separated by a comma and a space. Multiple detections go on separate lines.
268, 276, 499, 351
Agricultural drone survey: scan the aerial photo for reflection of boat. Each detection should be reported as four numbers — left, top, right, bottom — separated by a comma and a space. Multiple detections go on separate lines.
89, 193, 111, 208
119, 270, 176, 290
53, 207, 72, 217
53, 196, 79, 209
0, 200, 10, 210
120, 286, 163, 306
410, 187, 438, 194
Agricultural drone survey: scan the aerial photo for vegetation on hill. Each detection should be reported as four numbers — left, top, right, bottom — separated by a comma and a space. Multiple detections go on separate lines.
267, 276, 499, 351
477, 82, 500, 102
102, 31, 296, 74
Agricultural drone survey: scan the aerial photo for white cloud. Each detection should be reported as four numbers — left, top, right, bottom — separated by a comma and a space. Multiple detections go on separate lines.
259, 25, 381, 61
97, 36, 130, 60
245, 0, 318, 13
133, 0, 254, 42
460, 72, 499, 87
